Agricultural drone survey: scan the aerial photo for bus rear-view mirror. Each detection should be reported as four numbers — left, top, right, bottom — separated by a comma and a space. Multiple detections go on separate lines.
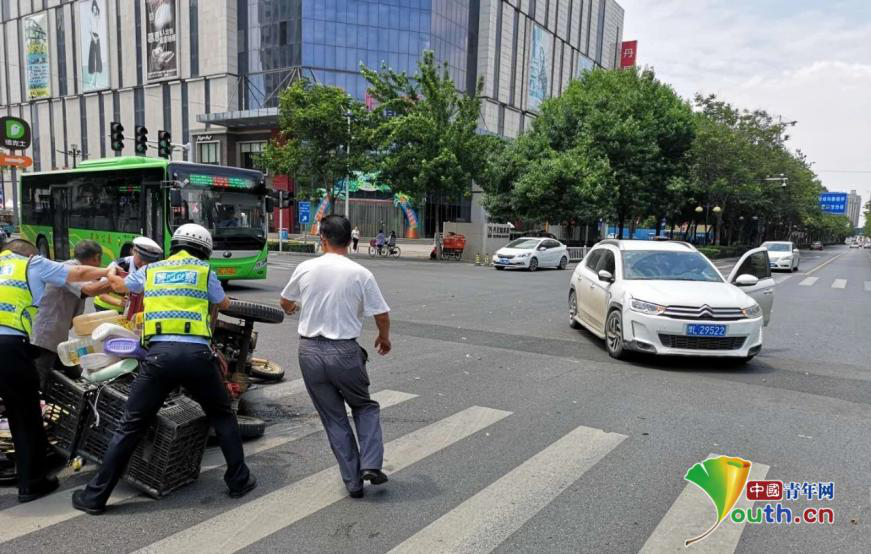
170, 189, 183, 208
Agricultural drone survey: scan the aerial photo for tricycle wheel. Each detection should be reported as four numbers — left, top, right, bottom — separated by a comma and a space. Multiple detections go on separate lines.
236, 415, 266, 439
249, 358, 285, 382
219, 299, 285, 324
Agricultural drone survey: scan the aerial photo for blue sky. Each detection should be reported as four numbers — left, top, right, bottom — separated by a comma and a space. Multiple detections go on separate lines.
621, 0, 871, 225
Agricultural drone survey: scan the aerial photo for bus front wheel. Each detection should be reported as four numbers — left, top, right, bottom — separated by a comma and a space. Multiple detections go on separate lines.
37, 237, 50, 259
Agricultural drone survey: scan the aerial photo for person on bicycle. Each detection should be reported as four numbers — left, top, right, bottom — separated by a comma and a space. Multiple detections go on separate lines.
375, 229, 386, 255
387, 231, 397, 254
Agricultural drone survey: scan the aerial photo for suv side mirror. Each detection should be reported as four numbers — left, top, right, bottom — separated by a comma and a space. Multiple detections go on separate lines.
169, 189, 183, 208
598, 269, 614, 283
734, 274, 759, 287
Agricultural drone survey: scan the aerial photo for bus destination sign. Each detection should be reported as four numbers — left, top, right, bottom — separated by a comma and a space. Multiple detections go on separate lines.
189, 173, 256, 189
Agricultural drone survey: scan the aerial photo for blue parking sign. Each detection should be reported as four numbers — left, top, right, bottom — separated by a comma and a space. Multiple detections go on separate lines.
298, 201, 311, 224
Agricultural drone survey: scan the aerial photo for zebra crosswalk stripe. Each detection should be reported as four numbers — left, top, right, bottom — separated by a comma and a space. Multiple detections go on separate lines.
831, 279, 847, 289
388, 425, 627, 554
0, 389, 416, 545
134, 406, 513, 554
798, 277, 818, 286
864, 281, 871, 292
638, 456, 769, 553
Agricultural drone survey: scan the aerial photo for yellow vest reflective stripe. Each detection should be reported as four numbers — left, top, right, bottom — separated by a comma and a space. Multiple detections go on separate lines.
94, 291, 125, 312
142, 251, 211, 340
0, 250, 36, 335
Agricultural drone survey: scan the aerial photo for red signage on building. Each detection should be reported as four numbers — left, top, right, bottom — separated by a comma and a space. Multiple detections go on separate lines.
620, 40, 638, 69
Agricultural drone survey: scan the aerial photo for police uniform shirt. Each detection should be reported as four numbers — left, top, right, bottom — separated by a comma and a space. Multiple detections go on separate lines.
0, 256, 70, 337
125, 264, 225, 345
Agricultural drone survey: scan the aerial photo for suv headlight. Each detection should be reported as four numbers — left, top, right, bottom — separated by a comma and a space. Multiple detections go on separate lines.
630, 298, 666, 315
517, 252, 529, 258
741, 303, 762, 318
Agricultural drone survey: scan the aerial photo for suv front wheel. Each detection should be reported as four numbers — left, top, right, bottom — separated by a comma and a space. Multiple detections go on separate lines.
605, 310, 627, 359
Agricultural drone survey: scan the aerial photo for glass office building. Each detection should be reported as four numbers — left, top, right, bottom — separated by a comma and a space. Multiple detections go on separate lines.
1, 0, 624, 234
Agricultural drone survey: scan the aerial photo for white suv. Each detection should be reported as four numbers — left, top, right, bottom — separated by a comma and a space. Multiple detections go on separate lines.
568, 240, 775, 362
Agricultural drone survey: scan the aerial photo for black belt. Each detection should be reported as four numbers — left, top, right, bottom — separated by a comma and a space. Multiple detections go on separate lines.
0, 334, 29, 345
300, 335, 356, 342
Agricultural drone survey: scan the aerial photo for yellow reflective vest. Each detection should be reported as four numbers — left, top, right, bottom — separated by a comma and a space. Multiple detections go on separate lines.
0, 250, 36, 335
142, 251, 212, 341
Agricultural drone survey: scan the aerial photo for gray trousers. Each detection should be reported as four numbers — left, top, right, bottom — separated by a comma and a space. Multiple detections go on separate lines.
298, 337, 384, 492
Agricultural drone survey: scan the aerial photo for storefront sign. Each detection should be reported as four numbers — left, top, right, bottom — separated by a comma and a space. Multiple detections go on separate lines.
0, 117, 32, 150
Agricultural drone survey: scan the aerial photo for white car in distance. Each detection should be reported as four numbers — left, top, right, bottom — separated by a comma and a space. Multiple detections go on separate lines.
493, 237, 569, 271
568, 240, 775, 362
762, 241, 800, 271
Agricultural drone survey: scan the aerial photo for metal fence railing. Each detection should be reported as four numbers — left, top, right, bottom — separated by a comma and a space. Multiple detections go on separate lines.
567, 246, 589, 262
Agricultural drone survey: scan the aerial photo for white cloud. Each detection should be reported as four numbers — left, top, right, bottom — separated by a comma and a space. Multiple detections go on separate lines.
621, 0, 871, 224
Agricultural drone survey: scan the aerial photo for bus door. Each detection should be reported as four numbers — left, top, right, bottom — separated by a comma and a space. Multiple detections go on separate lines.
144, 184, 164, 249
50, 186, 71, 260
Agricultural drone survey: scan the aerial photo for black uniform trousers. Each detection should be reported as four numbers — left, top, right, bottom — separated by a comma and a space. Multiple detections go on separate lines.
0, 336, 51, 493
78, 341, 250, 507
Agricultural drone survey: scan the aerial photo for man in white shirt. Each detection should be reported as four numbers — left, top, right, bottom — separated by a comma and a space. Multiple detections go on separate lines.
280, 215, 391, 499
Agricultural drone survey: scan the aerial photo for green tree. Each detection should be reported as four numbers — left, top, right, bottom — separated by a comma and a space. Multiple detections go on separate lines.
488, 67, 695, 238
361, 50, 493, 233
864, 200, 871, 237
258, 79, 373, 210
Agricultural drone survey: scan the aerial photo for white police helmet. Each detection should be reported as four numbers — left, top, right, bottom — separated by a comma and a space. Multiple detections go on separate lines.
132, 236, 163, 262
171, 224, 213, 259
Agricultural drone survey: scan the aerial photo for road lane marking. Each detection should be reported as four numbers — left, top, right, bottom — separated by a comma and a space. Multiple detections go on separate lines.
865, 281, 871, 292
388, 425, 626, 554
0, 390, 416, 545
245, 377, 308, 402
798, 277, 818, 287
831, 279, 847, 289
803, 252, 845, 276
135, 405, 512, 554
639, 456, 769, 554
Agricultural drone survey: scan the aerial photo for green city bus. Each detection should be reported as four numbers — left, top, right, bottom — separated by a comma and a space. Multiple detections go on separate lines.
19, 156, 271, 281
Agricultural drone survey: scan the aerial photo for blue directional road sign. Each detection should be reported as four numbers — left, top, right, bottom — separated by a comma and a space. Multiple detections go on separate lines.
819, 192, 847, 214
298, 201, 311, 224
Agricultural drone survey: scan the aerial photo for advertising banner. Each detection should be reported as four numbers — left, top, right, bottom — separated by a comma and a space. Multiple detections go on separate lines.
145, 0, 178, 81
528, 25, 551, 111
23, 13, 51, 100
80, 0, 110, 91
620, 40, 638, 69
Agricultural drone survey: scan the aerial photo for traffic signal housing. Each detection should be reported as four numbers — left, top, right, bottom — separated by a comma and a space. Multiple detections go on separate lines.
110, 122, 124, 153
157, 130, 172, 159
134, 126, 148, 155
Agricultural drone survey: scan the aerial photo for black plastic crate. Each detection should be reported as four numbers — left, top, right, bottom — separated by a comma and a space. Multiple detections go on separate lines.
80, 379, 210, 498
42, 371, 92, 458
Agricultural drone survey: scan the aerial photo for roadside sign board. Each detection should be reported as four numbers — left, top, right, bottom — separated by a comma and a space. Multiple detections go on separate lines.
298, 201, 311, 224
0, 153, 33, 168
0, 116, 31, 150
819, 192, 847, 214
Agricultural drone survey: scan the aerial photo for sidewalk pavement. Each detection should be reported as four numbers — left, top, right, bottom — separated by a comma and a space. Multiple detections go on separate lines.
270, 233, 434, 259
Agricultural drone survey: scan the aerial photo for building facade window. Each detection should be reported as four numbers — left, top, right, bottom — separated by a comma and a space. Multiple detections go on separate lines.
198, 142, 220, 165
239, 141, 266, 169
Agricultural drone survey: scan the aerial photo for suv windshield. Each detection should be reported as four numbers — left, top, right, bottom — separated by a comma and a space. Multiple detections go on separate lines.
763, 242, 791, 252
622, 251, 722, 282
505, 239, 540, 249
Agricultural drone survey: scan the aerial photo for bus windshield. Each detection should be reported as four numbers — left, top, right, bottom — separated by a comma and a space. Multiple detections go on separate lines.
173, 188, 266, 241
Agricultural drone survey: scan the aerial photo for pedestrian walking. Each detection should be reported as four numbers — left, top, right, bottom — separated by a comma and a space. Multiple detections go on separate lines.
280, 215, 392, 498
31, 240, 111, 386
94, 236, 163, 312
351, 226, 361, 253
0, 239, 110, 503
72, 224, 256, 515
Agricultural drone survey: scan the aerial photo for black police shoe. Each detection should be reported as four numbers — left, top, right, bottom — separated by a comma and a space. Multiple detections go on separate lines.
229, 475, 258, 498
18, 475, 59, 503
71, 489, 106, 515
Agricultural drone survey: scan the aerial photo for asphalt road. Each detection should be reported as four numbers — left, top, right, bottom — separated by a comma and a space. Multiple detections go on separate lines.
2, 244, 870, 553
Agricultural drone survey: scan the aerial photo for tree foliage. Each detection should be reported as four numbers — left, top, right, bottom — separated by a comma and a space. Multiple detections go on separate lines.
361, 51, 493, 227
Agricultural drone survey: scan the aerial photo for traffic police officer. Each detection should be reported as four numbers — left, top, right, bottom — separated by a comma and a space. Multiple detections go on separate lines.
94, 236, 163, 312
73, 224, 255, 514
0, 239, 109, 502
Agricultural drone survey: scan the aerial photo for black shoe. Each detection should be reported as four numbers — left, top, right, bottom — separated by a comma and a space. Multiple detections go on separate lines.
18, 475, 59, 503
71, 489, 106, 515
229, 475, 257, 498
361, 469, 388, 485
349, 488, 364, 499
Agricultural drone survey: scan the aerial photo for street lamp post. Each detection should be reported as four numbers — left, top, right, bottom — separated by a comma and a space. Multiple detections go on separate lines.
695, 203, 722, 245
